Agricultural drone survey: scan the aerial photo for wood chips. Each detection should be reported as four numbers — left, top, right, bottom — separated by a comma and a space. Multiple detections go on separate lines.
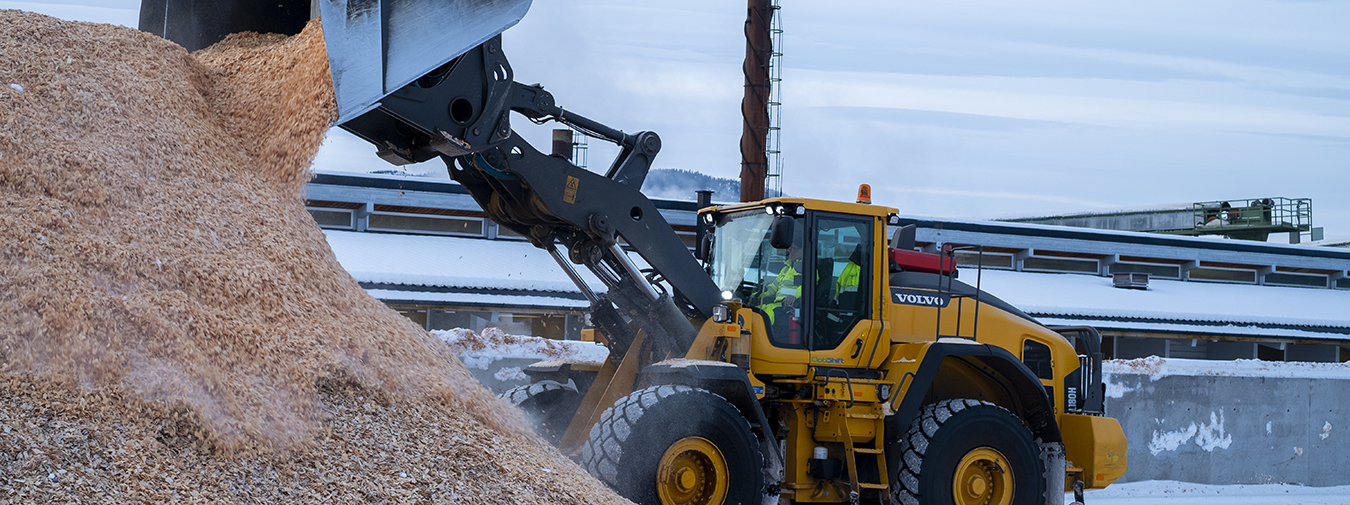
0, 10, 628, 504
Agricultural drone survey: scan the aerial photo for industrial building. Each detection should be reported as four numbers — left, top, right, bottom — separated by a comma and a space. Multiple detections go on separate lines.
308, 173, 1350, 362
897, 216, 1350, 362
305, 171, 701, 340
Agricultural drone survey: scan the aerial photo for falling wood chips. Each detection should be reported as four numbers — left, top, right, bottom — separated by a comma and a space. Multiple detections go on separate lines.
0, 10, 630, 504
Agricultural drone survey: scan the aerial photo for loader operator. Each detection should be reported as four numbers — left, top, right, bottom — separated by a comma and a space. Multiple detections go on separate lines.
834, 245, 863, 302
761, 243, 804, 327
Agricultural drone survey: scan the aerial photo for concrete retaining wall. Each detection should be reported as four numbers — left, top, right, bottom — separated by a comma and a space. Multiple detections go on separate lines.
1106, 368, 1350, 485
460, 348, 1350, 486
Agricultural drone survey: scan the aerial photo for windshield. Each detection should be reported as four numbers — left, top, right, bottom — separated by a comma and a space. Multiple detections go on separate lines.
709, 210, 803, 310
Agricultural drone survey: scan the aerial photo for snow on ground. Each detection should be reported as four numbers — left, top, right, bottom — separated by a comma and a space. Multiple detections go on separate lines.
1105, 356, 1350, 382
432, 328, 609, 370
1072, 480, 1350, 505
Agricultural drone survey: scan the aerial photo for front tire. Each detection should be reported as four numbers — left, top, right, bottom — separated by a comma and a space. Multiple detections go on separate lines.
498, 380, 583, 445
581, 385, 763, 505
893, 399, 1046, 505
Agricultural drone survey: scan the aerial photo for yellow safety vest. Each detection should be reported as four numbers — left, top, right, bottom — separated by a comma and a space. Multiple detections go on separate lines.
835, 261, 860, 298
762, 263, 801, 323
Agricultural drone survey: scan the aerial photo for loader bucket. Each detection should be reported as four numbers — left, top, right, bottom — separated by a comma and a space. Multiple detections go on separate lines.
140, 0, 533, 123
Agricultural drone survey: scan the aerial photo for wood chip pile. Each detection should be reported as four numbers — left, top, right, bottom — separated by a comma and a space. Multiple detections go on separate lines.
0, 10, 628, 504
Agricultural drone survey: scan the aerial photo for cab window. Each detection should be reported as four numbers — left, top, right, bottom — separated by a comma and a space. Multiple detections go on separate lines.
811, 215, 871, 351
1023, 339, 1054, 380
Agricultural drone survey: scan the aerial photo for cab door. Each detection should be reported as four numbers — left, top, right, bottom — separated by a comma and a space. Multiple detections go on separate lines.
806, 213, 882, 370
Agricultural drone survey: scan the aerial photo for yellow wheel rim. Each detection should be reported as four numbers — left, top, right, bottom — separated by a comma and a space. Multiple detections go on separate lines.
656, 436, 729, 505
952, 447, 1014, 505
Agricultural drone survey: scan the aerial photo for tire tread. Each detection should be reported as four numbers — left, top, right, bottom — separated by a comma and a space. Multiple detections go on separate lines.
580, 385, 762, 504
893, 399, 1025, 505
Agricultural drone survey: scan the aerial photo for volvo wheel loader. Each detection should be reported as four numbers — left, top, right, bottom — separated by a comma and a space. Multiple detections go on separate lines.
144, 1, 1127, 503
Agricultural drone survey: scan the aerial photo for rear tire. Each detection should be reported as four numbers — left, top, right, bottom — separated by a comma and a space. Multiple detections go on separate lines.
498, 380, 583, 445
893, 399, 1046, 505
581, 385, 763, 505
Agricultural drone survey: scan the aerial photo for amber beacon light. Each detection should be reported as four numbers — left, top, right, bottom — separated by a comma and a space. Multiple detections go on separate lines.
856, 184, 872, 204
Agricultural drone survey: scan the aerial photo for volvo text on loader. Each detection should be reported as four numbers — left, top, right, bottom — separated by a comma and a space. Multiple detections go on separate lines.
143, 1, 1127, 503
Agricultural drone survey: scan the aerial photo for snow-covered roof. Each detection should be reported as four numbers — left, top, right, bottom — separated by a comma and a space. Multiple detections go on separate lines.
1038, 317, 1349, 342
324, 230, 606, 293
900, 214, 1350, 258
363, 289, 589, 310
967, 267, 1350, 331
991, 203, 1193, 221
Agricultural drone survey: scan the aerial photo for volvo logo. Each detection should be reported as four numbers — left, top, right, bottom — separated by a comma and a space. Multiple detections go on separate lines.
890, 288, 950, 308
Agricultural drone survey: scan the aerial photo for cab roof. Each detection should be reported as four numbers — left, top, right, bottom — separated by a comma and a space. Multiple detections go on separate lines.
701, 197, 898, 219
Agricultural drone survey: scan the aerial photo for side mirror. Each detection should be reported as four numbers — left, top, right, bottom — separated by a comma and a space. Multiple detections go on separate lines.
890, 224, 916, 251
770, 216, 794, 249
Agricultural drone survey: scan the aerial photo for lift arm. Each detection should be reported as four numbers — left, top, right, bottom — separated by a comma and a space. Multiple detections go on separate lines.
353, 37, 723, 358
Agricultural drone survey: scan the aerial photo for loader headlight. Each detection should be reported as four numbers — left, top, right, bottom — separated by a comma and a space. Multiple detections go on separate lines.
877, 384, 891, 401
712, 304, 731, 323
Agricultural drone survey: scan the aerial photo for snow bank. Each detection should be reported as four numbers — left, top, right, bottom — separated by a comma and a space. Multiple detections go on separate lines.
1105, 357, 1350, 382
433, 328, 609, 370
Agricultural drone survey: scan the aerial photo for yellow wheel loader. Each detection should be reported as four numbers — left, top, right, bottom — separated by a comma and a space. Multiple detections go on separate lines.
145, 1, 1126, 503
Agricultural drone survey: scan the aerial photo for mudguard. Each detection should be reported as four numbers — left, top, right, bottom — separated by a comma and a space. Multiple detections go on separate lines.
640, 359, 770, 433
885, 342, 1062, 476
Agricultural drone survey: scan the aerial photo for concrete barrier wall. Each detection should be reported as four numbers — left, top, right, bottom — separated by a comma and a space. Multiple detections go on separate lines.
458, 345, 1350, 486
1106, 363, 1350, 486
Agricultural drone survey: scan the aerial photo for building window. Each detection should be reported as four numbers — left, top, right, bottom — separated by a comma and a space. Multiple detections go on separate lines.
368, 212, 484, 236
308, 208, 354, 229
1188, 268, 1256, 283
1264, 273, 1328, 288
1257, 343, 1284, 361
424, 309, 582, 340
1023, 256, 1098, 274
1109, 262, 1180, 279
495, 224, 528, 240
676, 231, 698, 249
1166, 339, 1207, 359
954, 251, 1014, 269
1339, 278, 1350, 290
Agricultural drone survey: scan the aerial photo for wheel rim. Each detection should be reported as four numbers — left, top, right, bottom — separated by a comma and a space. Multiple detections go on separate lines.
656, 436, 729, 505
952, 447, 1014, 505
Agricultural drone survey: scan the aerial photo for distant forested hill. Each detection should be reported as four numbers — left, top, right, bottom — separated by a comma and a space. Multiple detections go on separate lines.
642, 169, 780, 202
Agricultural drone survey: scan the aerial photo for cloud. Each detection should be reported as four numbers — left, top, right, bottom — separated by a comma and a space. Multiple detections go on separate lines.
786, 70, 1350, 136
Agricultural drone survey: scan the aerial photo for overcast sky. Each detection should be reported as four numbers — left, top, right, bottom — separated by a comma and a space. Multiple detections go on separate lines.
8, 0, 1349, 238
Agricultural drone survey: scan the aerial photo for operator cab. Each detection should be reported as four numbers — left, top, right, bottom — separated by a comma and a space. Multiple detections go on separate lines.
702, 198, 892, 373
